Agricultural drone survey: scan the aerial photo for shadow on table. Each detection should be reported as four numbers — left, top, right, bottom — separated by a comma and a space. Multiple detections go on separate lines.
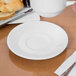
9, 49, 67, 72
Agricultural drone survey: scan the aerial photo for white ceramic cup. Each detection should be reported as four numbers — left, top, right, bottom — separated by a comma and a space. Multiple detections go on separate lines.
30, 0, 75, 17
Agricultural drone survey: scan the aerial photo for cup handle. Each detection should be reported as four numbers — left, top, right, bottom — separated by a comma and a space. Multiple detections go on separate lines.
66, 1, 76, 6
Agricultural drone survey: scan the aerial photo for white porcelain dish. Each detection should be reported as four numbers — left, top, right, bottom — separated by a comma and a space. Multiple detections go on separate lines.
7, 21, 68, 60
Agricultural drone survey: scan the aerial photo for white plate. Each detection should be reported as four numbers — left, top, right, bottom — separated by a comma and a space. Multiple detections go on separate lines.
7, 21, 68, 60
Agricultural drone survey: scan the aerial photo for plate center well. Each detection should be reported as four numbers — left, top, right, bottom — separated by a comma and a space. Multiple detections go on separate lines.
27, 34, 50, 50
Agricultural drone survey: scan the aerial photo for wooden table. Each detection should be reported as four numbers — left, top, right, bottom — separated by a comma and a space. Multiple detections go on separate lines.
0, 6, 76, 76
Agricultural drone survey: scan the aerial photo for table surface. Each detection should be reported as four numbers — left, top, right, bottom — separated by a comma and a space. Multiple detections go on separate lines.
0, 6, 76, 76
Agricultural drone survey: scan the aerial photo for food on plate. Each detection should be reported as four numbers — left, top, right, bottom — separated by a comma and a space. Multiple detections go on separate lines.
0, 11, 15, 20
0, 0, 24, 20
0, 0, 24, 12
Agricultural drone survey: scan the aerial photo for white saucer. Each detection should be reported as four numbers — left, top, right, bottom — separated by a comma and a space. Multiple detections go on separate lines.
7, 21, 68, 60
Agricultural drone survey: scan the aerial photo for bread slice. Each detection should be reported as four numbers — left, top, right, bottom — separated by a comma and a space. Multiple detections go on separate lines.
0, 0, 24, 13
0, 11, 15, 20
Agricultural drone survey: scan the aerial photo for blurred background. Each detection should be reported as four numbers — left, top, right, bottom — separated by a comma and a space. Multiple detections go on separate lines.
23, 0, 30, 7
